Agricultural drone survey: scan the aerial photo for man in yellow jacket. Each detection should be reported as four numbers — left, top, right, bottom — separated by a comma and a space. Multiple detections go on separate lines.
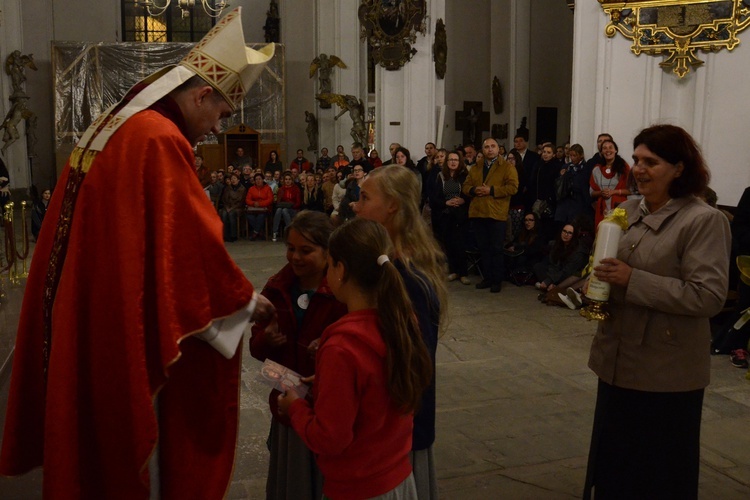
463, 137, 519, 293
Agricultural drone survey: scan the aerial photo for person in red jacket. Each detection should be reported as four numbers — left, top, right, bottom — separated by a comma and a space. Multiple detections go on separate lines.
290, 148, 313, 172
278, 218, 433, 500
250, 211, 346, 500
245, 172, 274, 240
272, 171, 302, 241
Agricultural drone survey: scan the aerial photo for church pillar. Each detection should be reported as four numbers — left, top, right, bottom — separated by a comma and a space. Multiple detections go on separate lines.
377, 0, 446, 153
314, 0, 362, 155
508, 0, 531, 143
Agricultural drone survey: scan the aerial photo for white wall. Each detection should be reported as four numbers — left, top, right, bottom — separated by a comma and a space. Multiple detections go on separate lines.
529, 0, 573, 148
571, 2, 750, 206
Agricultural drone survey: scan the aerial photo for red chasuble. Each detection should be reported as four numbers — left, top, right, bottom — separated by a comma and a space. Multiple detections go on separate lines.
0, 109, 254, 499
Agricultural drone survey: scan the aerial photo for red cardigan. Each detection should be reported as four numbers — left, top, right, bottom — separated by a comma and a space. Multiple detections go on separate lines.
288, 309, 413, 500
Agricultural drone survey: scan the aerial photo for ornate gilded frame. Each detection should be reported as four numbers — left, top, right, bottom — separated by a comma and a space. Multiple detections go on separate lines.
358, 0, 427, 71
599, 0, 750, 78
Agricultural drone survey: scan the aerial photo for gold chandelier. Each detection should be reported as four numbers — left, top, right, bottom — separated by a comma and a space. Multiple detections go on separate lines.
137, 0, 230, 19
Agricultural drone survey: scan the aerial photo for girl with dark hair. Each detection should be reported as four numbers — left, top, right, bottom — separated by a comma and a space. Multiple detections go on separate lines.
265, 150, 283, 176
533, 223, 588, 292
432, 150, 471, 285
584, 124, 729, 499
394, 146, 420, 180
250, 211, 346, 500
505, 211, 547, 284
590, 139, 631, 227
506, 149, 526, 239
31, 188, 52, 241
272, 171, 302, 241
277, 218, 432, 500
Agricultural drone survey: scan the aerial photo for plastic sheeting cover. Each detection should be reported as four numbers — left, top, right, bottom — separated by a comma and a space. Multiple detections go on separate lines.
52, 41, 284, 151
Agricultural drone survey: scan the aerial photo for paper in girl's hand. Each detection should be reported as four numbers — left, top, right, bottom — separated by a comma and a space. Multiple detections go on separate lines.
258, 359, 309, 398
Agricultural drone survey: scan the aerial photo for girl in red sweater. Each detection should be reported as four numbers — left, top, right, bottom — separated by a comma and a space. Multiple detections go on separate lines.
278, 218, 432, 500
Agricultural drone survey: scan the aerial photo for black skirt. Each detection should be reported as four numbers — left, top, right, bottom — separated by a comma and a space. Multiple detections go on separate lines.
583, 379, 704, 500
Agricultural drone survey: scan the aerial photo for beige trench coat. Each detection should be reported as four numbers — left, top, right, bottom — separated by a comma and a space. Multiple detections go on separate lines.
588, 196, 731, 392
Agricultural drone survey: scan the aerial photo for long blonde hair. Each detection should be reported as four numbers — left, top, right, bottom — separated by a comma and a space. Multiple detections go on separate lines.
365, 166, 448, 327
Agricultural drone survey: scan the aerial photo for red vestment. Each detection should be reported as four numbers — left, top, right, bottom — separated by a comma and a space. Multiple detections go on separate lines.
0, 108, 254, 499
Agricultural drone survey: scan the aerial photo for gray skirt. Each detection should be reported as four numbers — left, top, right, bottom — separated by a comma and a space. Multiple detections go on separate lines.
323, 473, 418, 500
410, 446, 437, 500
266, 419, 323, 500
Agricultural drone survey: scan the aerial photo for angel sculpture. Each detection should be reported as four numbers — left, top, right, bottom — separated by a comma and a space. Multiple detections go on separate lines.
316, 93, 367, 146
309, 54, 347, 108
305, 111, 318, 152
6, 50, 37, 99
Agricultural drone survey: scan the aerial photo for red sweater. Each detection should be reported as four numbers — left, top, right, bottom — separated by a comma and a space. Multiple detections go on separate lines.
277, 184, 302, 209
288, 309, 413, 500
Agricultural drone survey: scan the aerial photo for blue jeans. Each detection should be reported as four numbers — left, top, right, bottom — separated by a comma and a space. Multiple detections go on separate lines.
471, 218, 506, 285
221, 209, 239, 240
273, 208, 296, 234
247, 212, 267, 235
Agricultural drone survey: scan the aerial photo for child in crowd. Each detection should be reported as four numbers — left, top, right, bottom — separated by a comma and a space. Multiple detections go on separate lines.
353, 165, 446, 499
250, 211, 347, 499
277, 218, 432, 499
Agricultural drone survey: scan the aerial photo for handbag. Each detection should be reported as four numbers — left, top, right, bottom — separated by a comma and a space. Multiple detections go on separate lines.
555, 173, 573, 201
532, 199, 552, 219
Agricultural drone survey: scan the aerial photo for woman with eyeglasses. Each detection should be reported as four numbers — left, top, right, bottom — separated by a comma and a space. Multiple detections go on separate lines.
504, 211, 546, 285
431, 150, 471, 285
337, 164, 366, 222
533, 223, 588, 293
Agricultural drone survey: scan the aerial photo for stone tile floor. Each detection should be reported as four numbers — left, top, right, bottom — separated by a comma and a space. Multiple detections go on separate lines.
1, 240, 749, 498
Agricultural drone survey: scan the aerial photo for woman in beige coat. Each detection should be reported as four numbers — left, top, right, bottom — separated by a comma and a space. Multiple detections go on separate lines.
583, 125, 731, 499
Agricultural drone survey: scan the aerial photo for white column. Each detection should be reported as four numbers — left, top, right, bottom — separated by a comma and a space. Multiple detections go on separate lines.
377, 0, 445, 153
509, 0, 530, 142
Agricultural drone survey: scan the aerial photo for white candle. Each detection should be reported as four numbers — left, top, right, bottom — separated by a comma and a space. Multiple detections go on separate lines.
586, 220, 623, 302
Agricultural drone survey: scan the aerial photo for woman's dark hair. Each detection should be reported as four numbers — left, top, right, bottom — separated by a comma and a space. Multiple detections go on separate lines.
507, 149, 523, 167
394, 147, 416, 170
550, 223, 579, 262
285, 210, 334, 247
328, 218, 432, 413
633, 124, 710, 198
253, 172, 263, 180
518, 211, 539, 245
268, 150, 278, 161
441, 150, 467, 179
600, 139, 628, 176
569, 144, 584, 158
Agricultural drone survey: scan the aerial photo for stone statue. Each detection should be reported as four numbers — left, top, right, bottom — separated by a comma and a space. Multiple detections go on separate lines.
310, 54, 347, 109
1, 51, 38, 156
6, 51, 37, 99
492, 76, 503, 114
433, 19, 447, 79
305, 111, 318, 152
263, 0, 280, 43
316, 93, 367, 146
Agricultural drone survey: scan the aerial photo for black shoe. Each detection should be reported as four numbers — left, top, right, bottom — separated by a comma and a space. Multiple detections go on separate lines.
475, 280, 491, 289
490, 284, 501, 293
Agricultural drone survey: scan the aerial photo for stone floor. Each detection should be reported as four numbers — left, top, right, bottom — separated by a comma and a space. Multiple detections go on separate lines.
1, 239, 749, 499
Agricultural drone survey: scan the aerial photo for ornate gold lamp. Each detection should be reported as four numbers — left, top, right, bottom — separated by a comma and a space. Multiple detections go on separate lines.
137, 0, 229, 19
